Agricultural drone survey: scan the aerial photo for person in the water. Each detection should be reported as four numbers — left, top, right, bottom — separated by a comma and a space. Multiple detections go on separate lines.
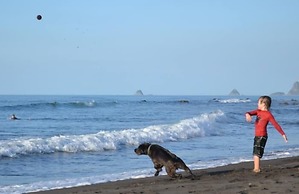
10, 114, 20, 120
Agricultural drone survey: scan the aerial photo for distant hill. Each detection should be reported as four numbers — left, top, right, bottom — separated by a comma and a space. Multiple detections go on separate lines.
287, 81, 299, 95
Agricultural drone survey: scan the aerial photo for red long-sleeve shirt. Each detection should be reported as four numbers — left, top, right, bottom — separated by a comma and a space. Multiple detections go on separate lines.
246, 109, 285, 136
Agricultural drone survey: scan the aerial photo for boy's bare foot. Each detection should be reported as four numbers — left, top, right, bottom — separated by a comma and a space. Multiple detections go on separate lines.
253, 169, 261, 173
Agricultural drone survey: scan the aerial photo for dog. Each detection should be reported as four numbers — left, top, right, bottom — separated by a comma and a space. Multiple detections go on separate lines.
134, 143, 195, 179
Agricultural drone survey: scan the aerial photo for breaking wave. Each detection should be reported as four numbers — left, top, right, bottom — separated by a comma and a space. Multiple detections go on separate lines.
0, 110, 224, 158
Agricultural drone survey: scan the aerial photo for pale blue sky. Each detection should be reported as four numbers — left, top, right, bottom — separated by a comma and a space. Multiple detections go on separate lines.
1, 0, 298, 95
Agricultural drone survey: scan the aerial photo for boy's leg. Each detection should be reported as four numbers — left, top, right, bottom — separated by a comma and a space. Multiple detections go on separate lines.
253, 155, 260, 172
252, 136, 267, 173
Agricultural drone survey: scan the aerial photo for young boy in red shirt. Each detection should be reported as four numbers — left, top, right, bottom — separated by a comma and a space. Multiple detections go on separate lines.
245, 96, 288, 173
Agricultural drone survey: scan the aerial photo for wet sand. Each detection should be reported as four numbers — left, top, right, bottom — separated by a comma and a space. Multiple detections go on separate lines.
29, 156, 299, 194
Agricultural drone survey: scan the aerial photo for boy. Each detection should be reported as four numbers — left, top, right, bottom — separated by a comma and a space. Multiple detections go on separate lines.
245, 96, 288, 173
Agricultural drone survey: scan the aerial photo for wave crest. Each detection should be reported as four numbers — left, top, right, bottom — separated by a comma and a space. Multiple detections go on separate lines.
0, 110, 224, 158
0, 100, 114, 110
212, 98, 251, 103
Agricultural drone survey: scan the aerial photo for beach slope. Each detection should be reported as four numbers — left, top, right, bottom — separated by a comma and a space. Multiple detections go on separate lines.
29, 156, 299, 194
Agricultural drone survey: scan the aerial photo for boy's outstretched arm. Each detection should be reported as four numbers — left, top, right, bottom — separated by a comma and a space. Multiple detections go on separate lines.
245, 113, 252, 122
282, 134, 288, 143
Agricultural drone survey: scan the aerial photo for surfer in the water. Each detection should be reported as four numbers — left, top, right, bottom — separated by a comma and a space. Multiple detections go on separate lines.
10, 114, 20, 120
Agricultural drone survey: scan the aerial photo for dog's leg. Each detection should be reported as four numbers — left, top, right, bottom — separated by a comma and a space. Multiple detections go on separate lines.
166, 166, 182, 179
154, 164, 163, 176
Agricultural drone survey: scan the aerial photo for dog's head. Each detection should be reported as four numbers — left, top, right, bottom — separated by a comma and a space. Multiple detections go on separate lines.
134, 143, 151, 155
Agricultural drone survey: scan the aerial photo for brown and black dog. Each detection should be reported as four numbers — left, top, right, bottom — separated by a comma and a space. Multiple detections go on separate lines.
134, 143, 195, 179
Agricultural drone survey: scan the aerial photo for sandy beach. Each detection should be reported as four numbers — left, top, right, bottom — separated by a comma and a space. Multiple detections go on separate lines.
29, 156, 299, 194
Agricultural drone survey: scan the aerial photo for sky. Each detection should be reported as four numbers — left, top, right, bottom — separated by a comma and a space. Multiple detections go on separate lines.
1, 0, 299, 95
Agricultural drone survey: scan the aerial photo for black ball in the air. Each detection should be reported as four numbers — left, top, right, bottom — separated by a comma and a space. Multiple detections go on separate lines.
37, 15, 42, 20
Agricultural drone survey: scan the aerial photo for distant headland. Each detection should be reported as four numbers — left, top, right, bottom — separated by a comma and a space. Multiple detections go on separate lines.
270, 81, 299, 96
230, 81, 299, 96
134, 81, 299, 96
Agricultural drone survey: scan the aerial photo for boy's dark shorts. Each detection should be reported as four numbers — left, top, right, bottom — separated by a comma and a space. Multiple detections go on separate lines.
253, 136, 268, 158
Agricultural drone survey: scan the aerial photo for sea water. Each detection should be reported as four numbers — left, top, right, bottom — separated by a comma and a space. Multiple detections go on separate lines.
0, 95, 298, 194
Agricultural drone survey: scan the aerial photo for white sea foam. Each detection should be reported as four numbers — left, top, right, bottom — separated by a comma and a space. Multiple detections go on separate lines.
0, 110, 224, 158
2, 147, 298, 194
0, 170, 153, 194
215, 98, 251, 103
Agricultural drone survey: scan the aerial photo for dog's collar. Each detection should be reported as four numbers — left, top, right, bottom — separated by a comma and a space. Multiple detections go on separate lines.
147, 144, 152, 155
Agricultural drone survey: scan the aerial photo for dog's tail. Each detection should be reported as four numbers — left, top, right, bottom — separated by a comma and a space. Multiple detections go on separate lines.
184, 166, 196, 179
176, 158, 196, 179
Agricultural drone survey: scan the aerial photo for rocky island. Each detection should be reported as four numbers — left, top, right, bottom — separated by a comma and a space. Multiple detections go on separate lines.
228, 89, 240, 96
287, 81, 299, 95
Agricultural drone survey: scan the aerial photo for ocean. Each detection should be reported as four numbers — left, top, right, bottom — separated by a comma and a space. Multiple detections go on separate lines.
0, 95, 298, 194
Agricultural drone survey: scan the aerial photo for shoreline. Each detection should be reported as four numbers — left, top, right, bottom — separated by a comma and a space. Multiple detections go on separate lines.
29, 156, 299, 194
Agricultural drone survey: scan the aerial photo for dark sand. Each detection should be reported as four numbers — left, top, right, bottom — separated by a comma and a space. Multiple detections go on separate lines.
29, 156, 299, 194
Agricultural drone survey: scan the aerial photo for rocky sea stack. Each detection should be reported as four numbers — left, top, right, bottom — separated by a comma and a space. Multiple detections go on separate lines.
229, 89, 240, 96
287, 81, 299, 95
135, 90, 144, 96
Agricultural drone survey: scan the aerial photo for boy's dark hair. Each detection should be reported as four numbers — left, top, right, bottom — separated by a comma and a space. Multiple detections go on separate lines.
259, 96, 272, 109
